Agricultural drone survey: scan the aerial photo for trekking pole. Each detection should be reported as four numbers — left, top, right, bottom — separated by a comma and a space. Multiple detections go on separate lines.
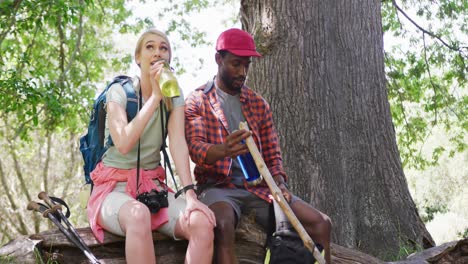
239, 122, 326, 264
27, 201, 100, 264
37, 192, 101, 264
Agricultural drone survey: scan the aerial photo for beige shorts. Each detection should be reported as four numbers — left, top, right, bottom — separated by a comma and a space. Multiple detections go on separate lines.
97, 182, 187, 239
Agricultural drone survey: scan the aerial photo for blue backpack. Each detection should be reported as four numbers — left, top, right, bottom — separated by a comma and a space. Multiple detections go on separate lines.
79, 75, 139, 185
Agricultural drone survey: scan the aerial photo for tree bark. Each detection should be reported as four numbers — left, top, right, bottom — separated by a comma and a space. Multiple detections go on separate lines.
240, 0, 434, 258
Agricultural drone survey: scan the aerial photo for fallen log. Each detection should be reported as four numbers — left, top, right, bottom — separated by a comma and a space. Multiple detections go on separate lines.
1, 216, 466, 264
0, 215, 266, 264
387, 237, 468, 264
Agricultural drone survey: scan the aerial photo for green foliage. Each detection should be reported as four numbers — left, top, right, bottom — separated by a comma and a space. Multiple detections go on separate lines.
0, 0, 142, 139
0, 0, 142, 244
458, 228, 468, 238
153, 0, 221, 75
0, 255, 14, 263
406, 147, 467, 243
380, 226, 424, 261
34, 241, 61, 263
0, 0, 239, 245
382, 0, 467, 170
420, 204, 448, 223
392, 241, 423, 261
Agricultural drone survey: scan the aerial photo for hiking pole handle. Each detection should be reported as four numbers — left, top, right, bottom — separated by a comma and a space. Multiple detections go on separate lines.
38, 191, 60, 210
38, 191, 100, 264
27, 201, 46, 214
27, 201, 58, 218
239, 122, 326, 264
30, 200, 100, 264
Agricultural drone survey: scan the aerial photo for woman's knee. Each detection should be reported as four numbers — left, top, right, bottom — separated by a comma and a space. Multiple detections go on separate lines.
119, 200, 152, 234
187, 211, 214, 240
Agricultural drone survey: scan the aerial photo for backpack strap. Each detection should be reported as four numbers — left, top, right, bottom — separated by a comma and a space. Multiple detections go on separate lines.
102, 76, 138, 148
82, 76, 138, 190
121, 77, 139, 123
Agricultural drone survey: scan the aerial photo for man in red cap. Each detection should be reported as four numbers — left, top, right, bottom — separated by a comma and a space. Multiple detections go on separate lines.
185, 28, 331, 263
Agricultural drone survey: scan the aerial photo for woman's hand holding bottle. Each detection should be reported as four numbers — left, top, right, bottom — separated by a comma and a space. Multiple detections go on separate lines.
149, 59, 165, 100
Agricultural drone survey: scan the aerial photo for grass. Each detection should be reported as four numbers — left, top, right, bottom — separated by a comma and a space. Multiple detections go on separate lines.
380, 233, 424, 262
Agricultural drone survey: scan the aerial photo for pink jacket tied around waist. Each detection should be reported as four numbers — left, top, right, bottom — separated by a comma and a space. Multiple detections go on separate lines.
87, 162, 171, 242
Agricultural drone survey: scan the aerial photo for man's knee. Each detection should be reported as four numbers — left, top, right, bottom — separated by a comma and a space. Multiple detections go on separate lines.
209, 202, 237, 238
322, 214, 332, 233
291, 200, 332, 234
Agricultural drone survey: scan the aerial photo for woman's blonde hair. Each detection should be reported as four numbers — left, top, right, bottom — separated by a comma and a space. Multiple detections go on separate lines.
135, 28, 172, 63
135, 28, 173, 111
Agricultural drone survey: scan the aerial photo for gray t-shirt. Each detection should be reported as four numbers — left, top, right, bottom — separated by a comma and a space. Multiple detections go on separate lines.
216, 87, 245, 186
102, 77, 185, 170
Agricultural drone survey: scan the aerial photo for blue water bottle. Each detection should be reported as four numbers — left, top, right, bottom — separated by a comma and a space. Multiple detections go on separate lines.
237, 140, 263, 186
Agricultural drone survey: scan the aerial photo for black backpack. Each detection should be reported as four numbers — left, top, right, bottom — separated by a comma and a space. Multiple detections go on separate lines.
265, 200, 323, 264
267, 232, 323, 264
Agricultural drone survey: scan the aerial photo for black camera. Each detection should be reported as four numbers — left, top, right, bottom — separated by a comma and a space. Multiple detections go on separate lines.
136, 189, 168, 214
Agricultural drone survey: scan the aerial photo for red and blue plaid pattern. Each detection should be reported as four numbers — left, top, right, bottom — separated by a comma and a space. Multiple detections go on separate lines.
185, 82, 287, 202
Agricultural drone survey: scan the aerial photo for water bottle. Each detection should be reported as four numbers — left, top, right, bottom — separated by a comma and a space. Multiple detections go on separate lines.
237, 140, 263, 186
158, 60, 181, 98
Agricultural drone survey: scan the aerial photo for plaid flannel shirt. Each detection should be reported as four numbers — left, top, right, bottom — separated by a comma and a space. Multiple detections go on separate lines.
185, 81, 287, 202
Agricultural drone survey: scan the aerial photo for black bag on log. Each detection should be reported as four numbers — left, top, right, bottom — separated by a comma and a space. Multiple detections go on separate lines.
265, 199, 323, 264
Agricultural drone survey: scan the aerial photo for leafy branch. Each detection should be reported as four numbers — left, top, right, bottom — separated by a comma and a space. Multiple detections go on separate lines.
392, 0, 467, 59
0, 0, 23, 49
384, 0, 467, 169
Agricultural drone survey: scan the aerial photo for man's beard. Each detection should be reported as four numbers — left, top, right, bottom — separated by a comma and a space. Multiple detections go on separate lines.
220, 73, 245, 93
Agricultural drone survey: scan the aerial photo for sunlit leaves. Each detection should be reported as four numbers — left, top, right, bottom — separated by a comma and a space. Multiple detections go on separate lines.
182, 0, 209, 13
383, 0, 467, 169
0, 0, 141, 242
0, 0, 143, 141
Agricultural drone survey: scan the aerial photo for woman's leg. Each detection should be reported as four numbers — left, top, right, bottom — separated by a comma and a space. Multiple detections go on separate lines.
174, 209, 214, 264
119, 200, 156, 264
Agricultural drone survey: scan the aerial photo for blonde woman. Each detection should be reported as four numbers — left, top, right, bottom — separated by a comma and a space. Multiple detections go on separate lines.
87, 29, 215, 264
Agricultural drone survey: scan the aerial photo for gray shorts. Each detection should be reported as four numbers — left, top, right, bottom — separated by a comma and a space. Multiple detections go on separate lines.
198, 187, 299, 230
98, 182, 186, 239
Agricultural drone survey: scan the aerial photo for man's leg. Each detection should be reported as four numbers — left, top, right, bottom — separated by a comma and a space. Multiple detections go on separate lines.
291, 200, 332, 263
209, 201, 238, 264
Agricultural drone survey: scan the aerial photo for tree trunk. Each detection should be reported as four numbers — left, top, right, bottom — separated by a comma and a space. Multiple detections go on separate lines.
240, 0, 434, 258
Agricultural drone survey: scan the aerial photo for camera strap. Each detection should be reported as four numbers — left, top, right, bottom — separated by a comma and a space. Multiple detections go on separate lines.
136, 88, 142, 196
159, 101, 179, 192
136, 89, 179, 196
135, 89, 169, 195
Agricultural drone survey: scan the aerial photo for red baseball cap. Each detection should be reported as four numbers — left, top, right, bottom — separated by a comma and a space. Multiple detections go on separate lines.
216, 28, 262, 57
